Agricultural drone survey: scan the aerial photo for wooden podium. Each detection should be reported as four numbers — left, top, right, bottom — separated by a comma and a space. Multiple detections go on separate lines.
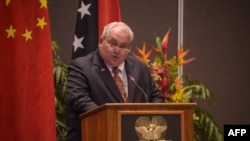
79, 103, 196, 141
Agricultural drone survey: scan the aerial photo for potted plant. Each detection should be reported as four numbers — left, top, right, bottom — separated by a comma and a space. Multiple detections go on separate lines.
52, 41, 68, 141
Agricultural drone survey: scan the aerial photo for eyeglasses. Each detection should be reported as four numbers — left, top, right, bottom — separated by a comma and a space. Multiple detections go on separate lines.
106, 39, 130, 51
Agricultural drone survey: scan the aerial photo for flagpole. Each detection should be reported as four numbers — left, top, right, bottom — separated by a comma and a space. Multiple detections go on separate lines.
178, 0, 184, 77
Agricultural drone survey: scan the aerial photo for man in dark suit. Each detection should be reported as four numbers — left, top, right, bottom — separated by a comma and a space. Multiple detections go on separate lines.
65, 22, 164, 141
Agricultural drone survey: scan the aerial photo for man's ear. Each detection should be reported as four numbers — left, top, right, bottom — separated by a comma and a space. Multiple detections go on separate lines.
98, 37, 103, 45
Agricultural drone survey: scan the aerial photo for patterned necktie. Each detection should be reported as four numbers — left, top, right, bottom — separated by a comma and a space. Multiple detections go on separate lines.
113, 67, 128, 102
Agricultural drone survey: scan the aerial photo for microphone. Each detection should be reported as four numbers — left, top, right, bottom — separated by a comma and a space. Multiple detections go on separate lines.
129, 75, 149, 103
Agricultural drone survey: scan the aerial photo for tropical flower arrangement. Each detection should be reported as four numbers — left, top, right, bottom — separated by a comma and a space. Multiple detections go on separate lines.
132, 28, 195, 103
132, 28, 223, 141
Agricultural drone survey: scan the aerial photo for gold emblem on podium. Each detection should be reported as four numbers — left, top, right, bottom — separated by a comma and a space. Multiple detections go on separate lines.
135, 116, 170, 141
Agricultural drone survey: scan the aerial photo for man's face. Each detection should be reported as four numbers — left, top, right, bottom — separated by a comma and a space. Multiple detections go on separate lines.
99, 26, 131, 67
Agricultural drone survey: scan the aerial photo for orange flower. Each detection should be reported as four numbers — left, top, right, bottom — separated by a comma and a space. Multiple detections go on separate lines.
132, 42, 152, 63
174, 77, 182, 90
177, 45, 196, 65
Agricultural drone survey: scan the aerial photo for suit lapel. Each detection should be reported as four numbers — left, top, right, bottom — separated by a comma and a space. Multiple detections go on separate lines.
93, 50, 140, 103
96, 67, 124, 102
125, 59, 137, 102
93, 51, 124, 102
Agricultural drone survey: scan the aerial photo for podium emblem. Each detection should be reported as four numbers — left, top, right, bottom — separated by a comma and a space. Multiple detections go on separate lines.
135, 116, 169, 141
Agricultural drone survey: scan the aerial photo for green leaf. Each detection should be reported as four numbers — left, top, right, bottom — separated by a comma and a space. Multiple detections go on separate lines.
154, 34, 162, 50
52, 41, 68, 141
194, 107, 223, 141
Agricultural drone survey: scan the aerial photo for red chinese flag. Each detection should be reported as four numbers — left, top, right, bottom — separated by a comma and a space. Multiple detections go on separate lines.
98, 0, 121, 36
0, 0, 56, 141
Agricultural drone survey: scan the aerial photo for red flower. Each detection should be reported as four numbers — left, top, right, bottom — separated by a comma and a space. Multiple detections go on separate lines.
161, 28, 171, 54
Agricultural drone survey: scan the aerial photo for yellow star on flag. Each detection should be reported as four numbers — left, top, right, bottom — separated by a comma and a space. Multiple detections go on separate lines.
39, 0, 47, 8
37, 17, 47, 29
22, 29, 32, 42
6, 0, 11, 6
5, 25, 16, 38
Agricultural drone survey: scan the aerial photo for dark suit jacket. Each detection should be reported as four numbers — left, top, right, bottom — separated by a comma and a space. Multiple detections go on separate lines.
65, 49, 164, 141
